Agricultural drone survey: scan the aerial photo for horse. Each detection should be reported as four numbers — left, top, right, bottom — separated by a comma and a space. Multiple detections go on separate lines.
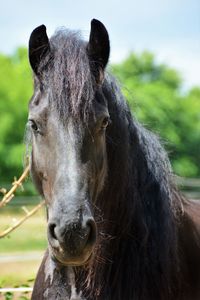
27, 19, 200, 300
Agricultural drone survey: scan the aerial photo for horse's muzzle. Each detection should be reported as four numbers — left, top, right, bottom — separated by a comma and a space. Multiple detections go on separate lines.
47, 218, 97, 266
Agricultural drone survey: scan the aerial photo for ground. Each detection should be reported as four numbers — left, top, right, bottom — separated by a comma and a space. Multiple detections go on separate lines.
0, 207, 47, 299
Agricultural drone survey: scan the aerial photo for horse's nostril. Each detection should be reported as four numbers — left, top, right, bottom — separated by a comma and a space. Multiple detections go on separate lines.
49, 223, 57, 240
86, 219, 97, 246
48, 219, 97, 256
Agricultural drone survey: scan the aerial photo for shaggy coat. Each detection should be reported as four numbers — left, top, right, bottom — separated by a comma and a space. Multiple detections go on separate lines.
28, 21, 200, 300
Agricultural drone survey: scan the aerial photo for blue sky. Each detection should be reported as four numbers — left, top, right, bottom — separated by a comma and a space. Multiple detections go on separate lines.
0, 0, 199, 89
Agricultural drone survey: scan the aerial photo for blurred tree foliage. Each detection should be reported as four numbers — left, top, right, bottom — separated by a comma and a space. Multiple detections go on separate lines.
0, 49, 199, 182
111, 51, 200, 177
0, 48, 32, 182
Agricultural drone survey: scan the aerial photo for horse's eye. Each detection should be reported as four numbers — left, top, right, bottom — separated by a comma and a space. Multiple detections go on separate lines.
29, 120, 39, 132
101, 116, 111, 129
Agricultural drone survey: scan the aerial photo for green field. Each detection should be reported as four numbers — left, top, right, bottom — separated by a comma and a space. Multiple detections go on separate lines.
0, 207, 47, 288
0, 209, 47, 252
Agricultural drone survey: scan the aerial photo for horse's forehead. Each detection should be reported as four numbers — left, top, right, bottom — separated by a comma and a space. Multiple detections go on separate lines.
29, 93, 86, 132
47, 114, 85, 151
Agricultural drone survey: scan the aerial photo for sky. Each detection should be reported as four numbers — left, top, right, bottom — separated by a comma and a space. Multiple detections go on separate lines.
0, 0, 199, 90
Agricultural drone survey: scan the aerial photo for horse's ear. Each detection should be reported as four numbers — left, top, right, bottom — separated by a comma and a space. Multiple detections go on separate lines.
87, 19, 110, 84
29, 25, 50, 75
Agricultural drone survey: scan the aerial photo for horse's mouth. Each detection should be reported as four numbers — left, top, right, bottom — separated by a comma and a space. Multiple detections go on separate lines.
49, 246, 93, 267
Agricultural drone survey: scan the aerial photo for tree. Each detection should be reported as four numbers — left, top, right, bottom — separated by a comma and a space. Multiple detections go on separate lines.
0, 48, 32, 182
111, 51, 200, 177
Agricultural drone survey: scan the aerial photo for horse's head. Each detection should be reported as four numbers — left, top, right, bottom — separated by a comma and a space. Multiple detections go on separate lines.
28, 20, 110, 266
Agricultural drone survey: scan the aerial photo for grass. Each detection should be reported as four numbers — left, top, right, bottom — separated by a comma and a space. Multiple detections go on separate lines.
0, 206, 47, 288
0, 207, 47, 253
0, 260, 39, 287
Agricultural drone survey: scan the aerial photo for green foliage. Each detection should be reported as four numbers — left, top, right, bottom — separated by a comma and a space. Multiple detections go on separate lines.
4, 292, 13, 300
0, 48, 32, 182
111, 51, 200, 177
0, 288, 31, 300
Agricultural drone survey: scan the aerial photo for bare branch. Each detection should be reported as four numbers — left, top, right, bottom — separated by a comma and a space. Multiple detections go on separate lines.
0, 200, 45, 238
0, 164, 46, 238
0, 165, 30, 208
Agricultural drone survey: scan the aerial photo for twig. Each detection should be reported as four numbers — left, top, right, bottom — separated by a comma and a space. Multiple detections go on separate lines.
0, 164, 45, 238
0, 165, 30, 208
0, 200, 45, 238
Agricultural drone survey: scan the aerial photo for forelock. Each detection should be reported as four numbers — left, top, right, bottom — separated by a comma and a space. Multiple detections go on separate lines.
40, 29, 95, 122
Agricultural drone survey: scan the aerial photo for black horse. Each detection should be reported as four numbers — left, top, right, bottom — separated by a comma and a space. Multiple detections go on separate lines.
27, 19, 200, 300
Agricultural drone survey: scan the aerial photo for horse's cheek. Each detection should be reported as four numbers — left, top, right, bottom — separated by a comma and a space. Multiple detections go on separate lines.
42, 180, 53, 204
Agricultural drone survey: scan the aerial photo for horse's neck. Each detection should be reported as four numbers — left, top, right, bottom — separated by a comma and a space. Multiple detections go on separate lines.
32, 250, 85, 300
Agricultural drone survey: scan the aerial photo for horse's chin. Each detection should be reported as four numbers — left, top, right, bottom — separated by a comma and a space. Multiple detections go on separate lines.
50, 247, 93, 267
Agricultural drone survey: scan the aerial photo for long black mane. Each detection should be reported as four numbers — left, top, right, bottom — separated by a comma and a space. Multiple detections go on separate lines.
75, 75, 182, 299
